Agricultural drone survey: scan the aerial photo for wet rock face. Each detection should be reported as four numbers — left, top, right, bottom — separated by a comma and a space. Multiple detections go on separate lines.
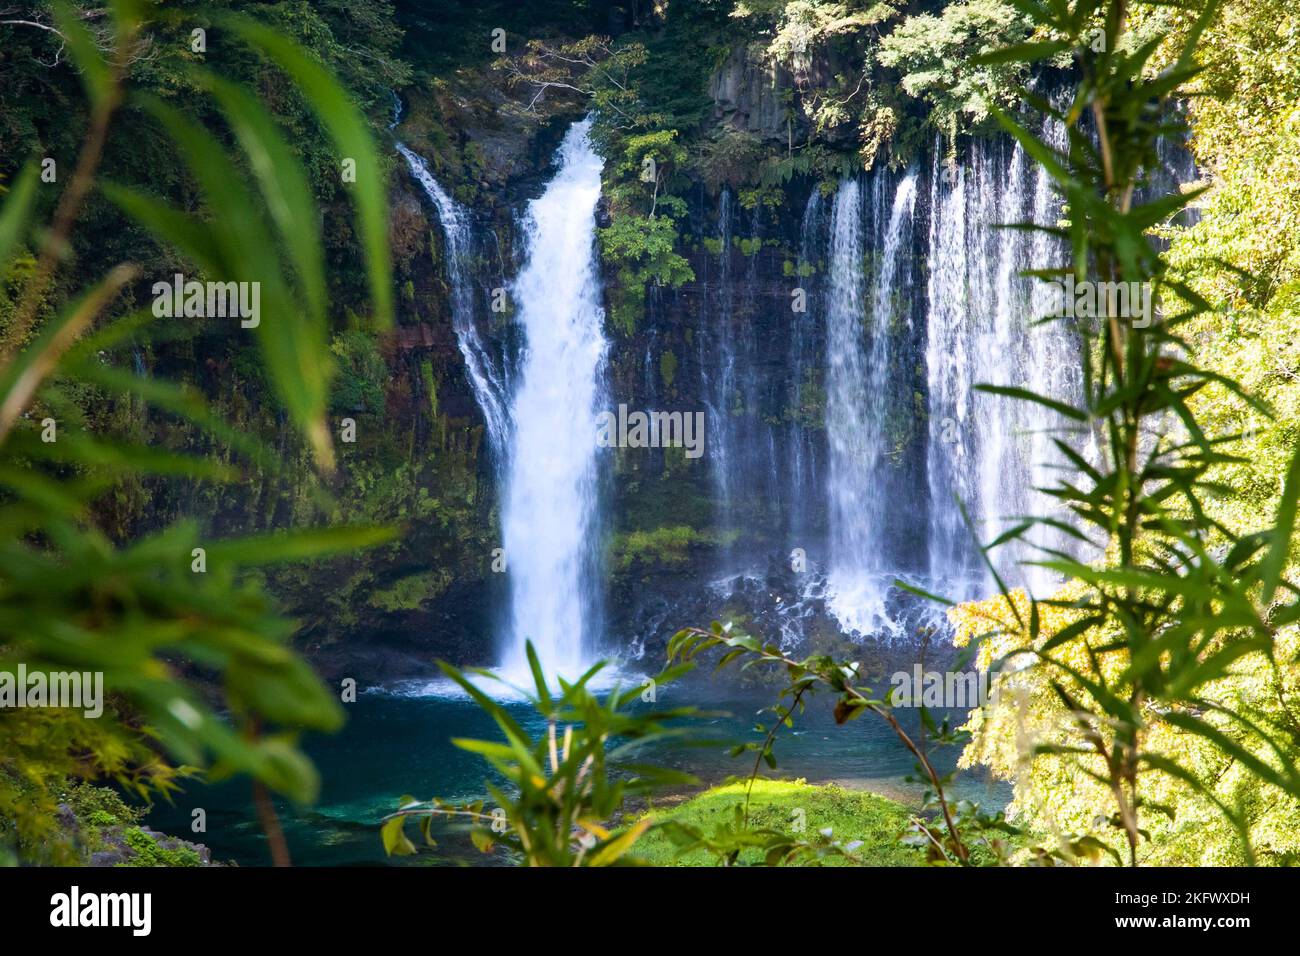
706, 43, 860, 147
308, 575, 502, 682
708, 45, 794, 142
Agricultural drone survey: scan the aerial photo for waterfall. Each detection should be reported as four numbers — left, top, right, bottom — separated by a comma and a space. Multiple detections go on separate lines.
1025, 117, 1091, 588
824, 172, 918, 636
787, 188, 825, 532
498, 118, 608, 681
824, 180, 869, 629
705, 190, 736, 526
925, 133, 1083, 599
396, 143, 510, 455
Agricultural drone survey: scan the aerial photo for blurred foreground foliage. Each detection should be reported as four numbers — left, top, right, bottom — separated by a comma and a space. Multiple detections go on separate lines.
1, 1, 394, 864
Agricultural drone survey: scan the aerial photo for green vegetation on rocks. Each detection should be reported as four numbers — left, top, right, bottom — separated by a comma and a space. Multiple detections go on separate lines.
633, 779, 924, 866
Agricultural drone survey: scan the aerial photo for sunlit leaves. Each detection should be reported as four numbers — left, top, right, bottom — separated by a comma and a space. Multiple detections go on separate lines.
926, 0, 1300, 866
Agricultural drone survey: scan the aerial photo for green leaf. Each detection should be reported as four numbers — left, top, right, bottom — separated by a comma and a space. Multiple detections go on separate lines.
136, 94, 334, 470
220, 15, 392, 330
198, 70, 327, 329
51, 1, 112, 108
381, 816, 416, 856
971, 40, 1069, 66
974, 384, 1088, 421
205, 526, 397, 567
1260, 439, 1300, 605
0, 264, 137, 441
0, 163, 38, 277
587, 818, 651, 866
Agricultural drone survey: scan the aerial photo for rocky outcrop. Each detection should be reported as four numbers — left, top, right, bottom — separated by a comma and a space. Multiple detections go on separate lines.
707, 42, 862, 147
709, 45, 796, 142
88, 826, 216, 867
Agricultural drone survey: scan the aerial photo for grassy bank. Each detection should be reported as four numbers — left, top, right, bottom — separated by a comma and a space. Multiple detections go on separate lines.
632, 779, 925, 867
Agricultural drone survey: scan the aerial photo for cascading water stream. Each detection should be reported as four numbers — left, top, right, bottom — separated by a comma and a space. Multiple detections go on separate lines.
824, 172, 918, 636
925, 131, 1083, 600
787, 188, 824, 532
403, 101, 1091, 664
705, 190, 736, 526
824, 180, 870, 630
498, 118, 609, 682
396, 143, 510, 456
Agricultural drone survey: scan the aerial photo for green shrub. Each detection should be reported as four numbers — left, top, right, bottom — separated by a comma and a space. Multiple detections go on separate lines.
119, 827, 202, 868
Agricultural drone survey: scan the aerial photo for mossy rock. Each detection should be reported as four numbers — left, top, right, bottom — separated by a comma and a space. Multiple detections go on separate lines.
369, 570, 454, 612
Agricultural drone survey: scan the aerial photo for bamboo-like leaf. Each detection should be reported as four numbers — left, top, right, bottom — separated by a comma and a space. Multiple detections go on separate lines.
61, 358, 275, 470
525, 640, 552, 712
51, 1, 112, 108
135, 95, 335, 470
199, 70, 326, 328
205, 525, 397, 566
0, 163, 38, 276
974, 383, 1088, 421
1160, 711, 1300, 798
971, 40, 1068, 66
101, 183, 227, 278
587, 817, 652, 866
892, 578, 957, 607
1260, 440, 1300, 605
0, 264, 138, 443
221, 15, 392, 329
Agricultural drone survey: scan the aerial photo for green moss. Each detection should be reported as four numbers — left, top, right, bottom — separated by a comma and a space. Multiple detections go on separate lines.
661, 443, 691, 478
632, 779, 924, 866
611, 525, 711, 570
329, 329, 387, 414
420, 358, 440, 420
606, 275, 646, 336
369, 570, 453, 612
118, 827, 202, 867
784, 373, 826, 430
65, 783, 144, 827
658, 349, 678, 391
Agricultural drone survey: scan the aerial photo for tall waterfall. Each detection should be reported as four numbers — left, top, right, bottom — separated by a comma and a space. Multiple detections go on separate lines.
824, 172, 918, 635
705, 190, 737, 526
499, 118, 609, 681
396, 143, 510, 455
404, 112, 1098, 661
925, 134, 1082, 598
787, 189, 825, 535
